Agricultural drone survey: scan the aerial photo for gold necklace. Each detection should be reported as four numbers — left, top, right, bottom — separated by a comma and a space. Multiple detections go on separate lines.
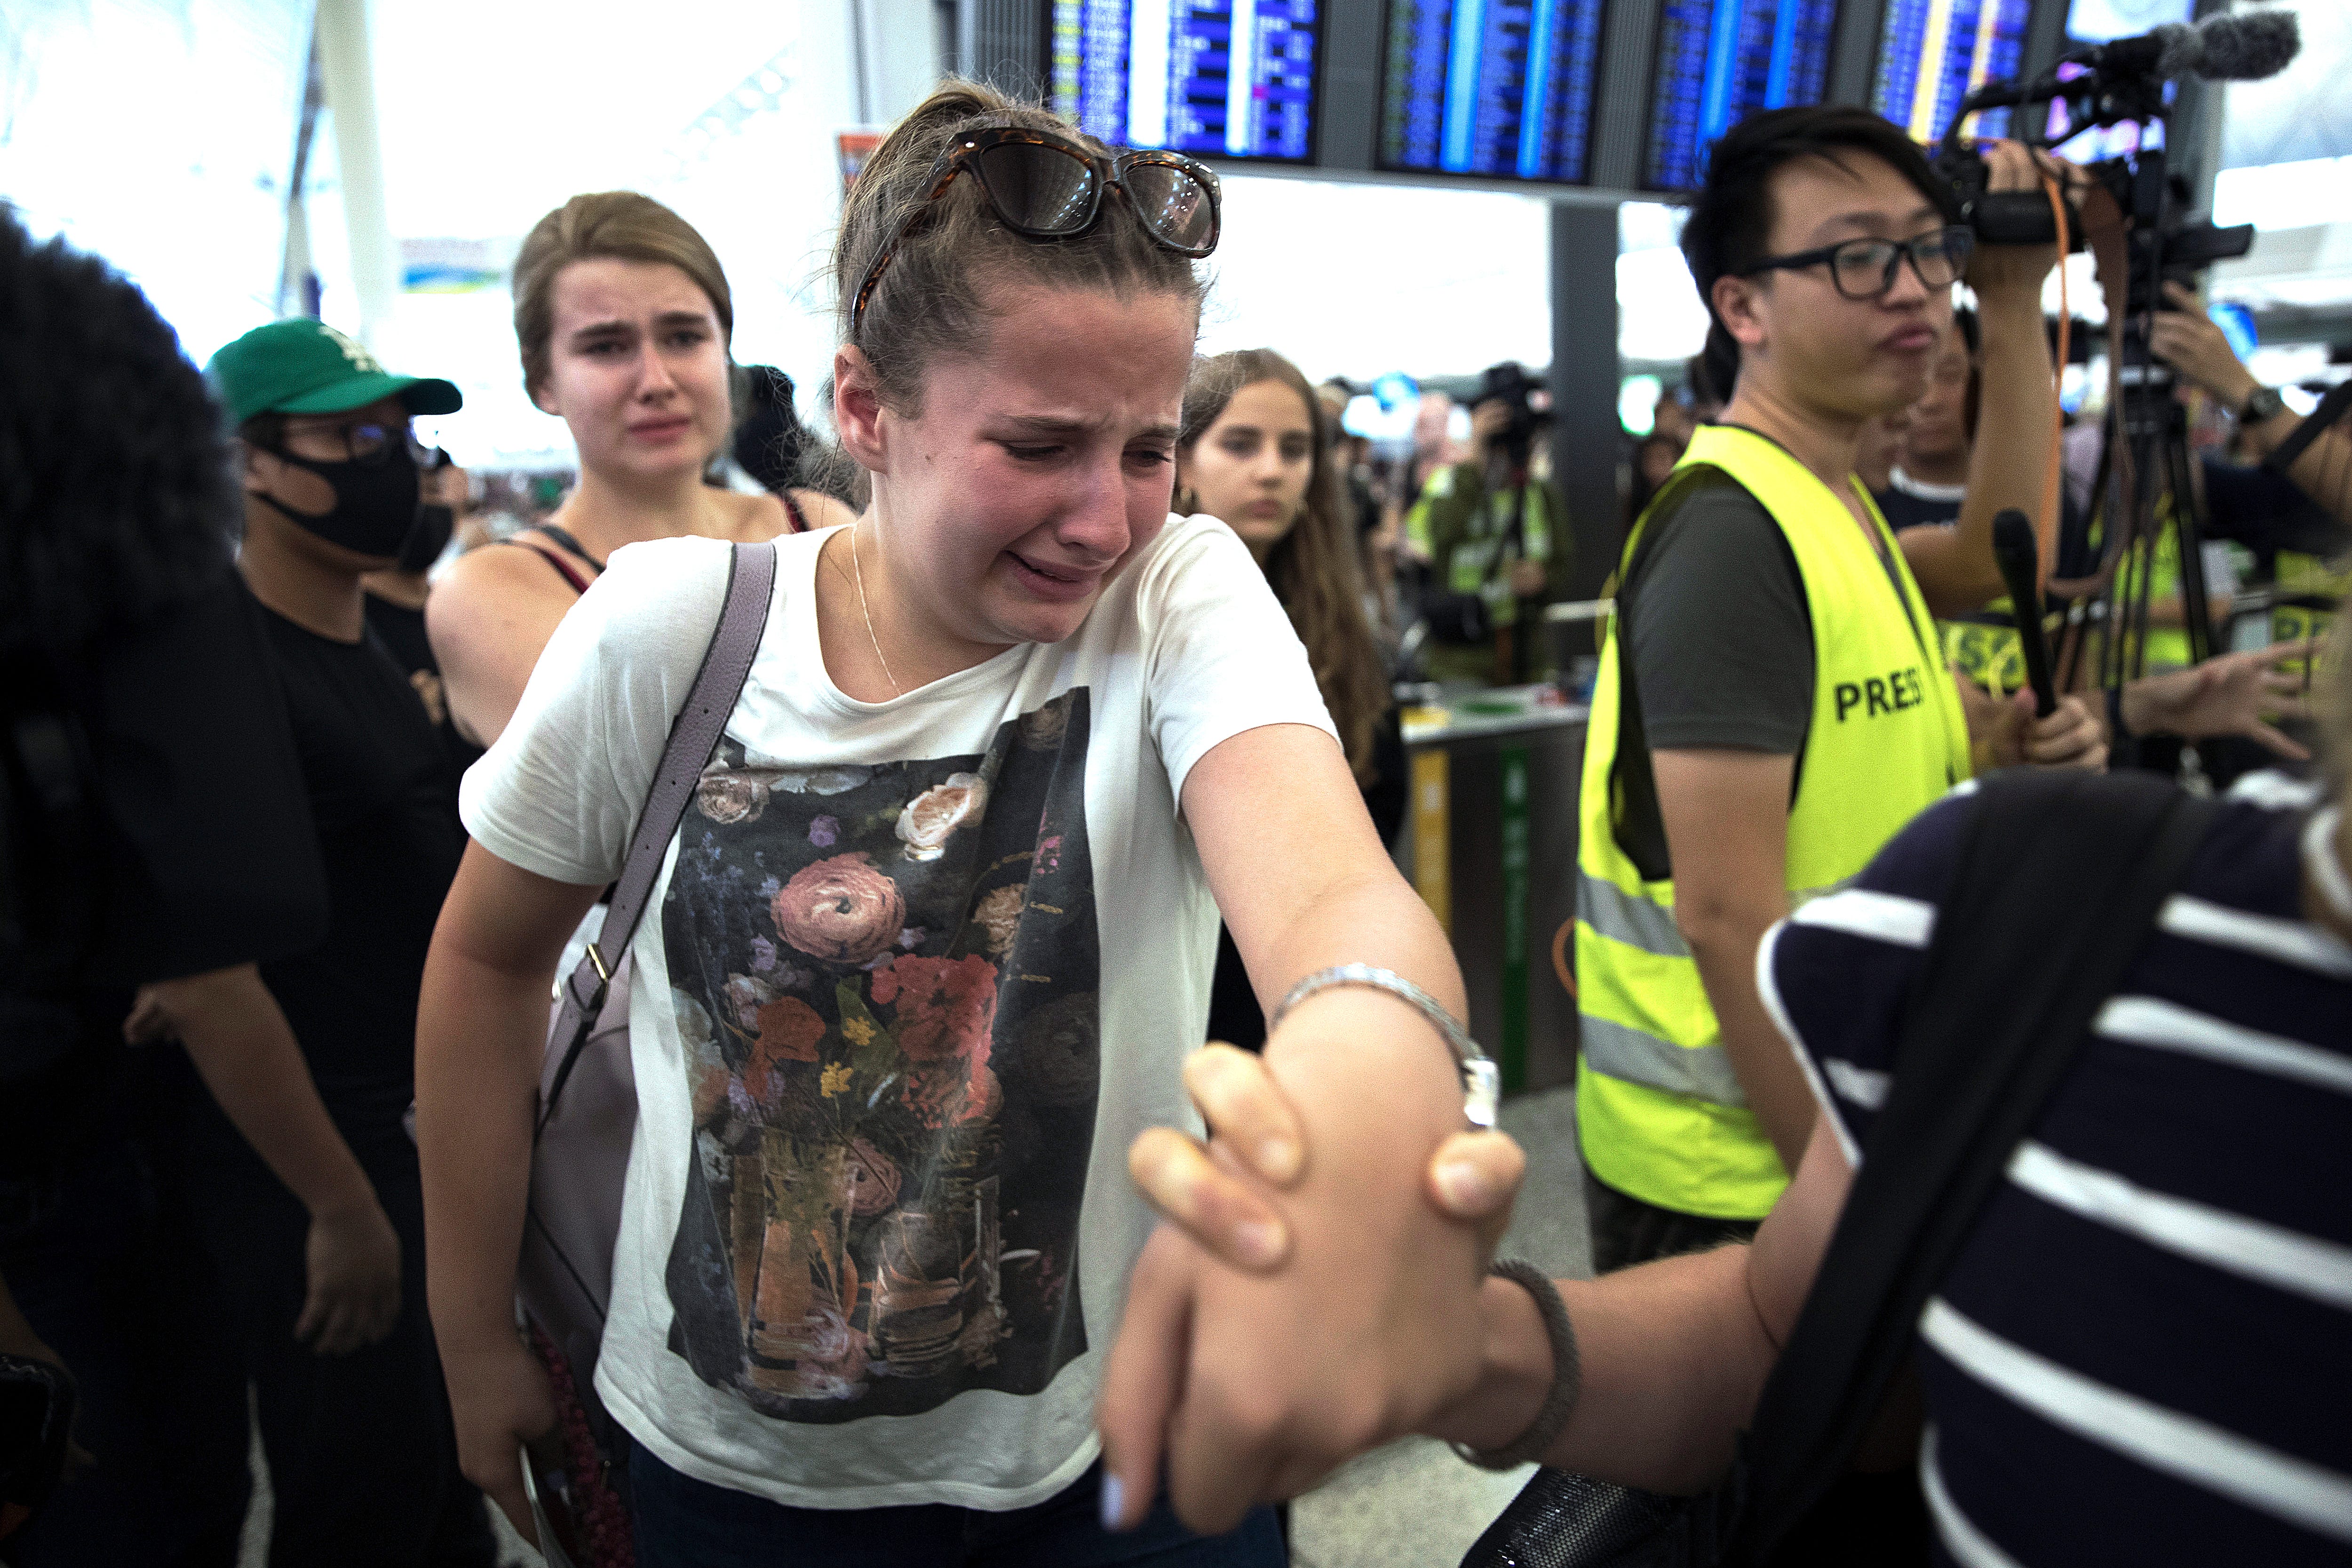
848, 522, 903, 698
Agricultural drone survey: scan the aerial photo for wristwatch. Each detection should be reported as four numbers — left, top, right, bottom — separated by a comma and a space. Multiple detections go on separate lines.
2239, 385, 2285, 425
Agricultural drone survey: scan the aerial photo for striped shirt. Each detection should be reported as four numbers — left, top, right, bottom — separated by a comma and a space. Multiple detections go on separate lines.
1759, 787, 2352, 1566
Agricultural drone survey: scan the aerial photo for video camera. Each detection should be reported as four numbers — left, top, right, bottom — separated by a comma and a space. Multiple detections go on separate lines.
1931, 8, 2298, 248
1475, 361, 1550, 469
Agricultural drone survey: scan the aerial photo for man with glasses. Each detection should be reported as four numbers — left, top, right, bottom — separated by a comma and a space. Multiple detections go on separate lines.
1573, 107, 2106, 1273
147, 318, 501, 1563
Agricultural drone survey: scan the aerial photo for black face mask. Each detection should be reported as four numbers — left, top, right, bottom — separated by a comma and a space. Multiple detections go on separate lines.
397, 503, 456, 574
261, 438, 422, 560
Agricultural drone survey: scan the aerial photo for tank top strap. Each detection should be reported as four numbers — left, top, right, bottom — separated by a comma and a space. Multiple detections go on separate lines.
499, 538, 596, 596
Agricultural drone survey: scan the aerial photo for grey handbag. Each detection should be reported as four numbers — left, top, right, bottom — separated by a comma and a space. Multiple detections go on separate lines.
514, 541, 777, 1524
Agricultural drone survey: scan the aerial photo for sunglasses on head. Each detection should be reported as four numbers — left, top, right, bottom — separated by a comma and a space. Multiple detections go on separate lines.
850, 124, 1221, 338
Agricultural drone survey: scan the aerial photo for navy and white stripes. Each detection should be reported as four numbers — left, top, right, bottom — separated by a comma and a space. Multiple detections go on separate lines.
1759, 791, 2352, 1564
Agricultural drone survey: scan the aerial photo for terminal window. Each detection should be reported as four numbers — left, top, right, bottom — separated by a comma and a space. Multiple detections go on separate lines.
1050, 0, 1320, 161
1644, 0, 1841, 192
1377, 0, 1610, 184
1874, 0, 2032, 143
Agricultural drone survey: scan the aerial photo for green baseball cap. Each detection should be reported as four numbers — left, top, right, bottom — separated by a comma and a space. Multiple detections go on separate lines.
207, 318, 462, 426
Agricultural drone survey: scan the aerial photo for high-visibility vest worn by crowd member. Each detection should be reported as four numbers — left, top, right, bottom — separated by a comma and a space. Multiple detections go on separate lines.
1407, 465, 1558, 629
1942, 600, 2030, 696
2142, 516, 2194, 671
2273, 549, 2348, 674
1575, 426, 1974, 1219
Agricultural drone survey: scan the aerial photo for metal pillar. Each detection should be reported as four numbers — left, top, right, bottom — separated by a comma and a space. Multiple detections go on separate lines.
1549, 200, 1624, 605
312, 0, 397, 348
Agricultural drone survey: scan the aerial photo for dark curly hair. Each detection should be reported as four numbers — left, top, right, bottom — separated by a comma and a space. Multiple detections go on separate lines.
0, 208, 236, 656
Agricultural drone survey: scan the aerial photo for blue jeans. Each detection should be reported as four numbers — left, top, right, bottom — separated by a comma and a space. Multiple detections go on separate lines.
628, 1441, 1286, 1568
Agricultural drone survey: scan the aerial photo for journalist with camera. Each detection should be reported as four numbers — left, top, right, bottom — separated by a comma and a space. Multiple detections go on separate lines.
1569, 107, 2106, 1273
1405, 360, 1569, 686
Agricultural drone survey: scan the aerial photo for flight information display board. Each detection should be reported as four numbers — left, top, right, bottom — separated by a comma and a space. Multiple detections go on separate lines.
1644, 0, 1841, 191
1049, 1, 1320, 161
1377, 0, 1611, 184
1873, 0, 2033, 143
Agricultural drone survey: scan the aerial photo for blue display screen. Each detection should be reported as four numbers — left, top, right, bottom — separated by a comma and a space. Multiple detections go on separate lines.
1377, 0, 1611, 183
1049, 1, 1320, 161
1643, 0, 1842, 192
1873, 0, 2033, 143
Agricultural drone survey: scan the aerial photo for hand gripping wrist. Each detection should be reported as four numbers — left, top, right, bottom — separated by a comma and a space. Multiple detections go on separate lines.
1269, 964, 1499, 1129
1452, 1260, 1581, 1470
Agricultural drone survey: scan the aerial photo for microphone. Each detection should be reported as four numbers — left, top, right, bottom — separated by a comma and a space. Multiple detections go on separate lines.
1992, 509, 2058, 719
2068, 9, 2300, 85
2192, 9, 2301, 82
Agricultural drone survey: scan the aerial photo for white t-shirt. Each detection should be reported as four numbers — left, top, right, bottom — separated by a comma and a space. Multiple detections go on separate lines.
461, 516, 1334, 1511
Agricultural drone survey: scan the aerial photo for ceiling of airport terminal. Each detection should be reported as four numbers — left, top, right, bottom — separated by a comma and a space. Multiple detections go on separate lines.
370, 0, 822, 242
0, 0, 312, 365
8, 0, 2344, 469
2219, 0, 2352, 172
363, 0, 861, 460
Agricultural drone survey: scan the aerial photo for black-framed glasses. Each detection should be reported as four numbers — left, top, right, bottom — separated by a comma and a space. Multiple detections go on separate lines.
850, 124, 1221, 337
270, 418, 427, 469
1737, 226, 1975, 301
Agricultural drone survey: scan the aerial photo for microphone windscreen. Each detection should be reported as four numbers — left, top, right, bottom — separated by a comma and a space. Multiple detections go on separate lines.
2194, 9, 2300, 81
2153, 22, 2202, 79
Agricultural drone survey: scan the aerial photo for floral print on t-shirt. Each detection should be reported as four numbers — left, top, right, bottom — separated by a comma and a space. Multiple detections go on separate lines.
658, 688, 1099, 1422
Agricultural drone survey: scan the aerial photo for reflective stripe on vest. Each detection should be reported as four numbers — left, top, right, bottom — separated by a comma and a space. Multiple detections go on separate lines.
1575, 426, 1973, 1220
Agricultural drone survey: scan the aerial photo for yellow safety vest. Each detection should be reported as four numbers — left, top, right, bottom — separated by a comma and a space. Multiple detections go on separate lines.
2141, 518, 2193, 671
1574, 427, 1973, 1219
2272, 549, 2347, 673
1941, 600, 2029, 696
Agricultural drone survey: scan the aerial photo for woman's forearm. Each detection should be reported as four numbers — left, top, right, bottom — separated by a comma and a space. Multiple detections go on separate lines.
1430, 1245, 1778, 1495
1250, 868, 1467, 1034
157, 965, 379, 1219
415, 946, 550, 1352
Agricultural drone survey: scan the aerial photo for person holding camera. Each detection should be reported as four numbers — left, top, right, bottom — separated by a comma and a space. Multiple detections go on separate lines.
1405, 363, 1567, 686
1569, 106, 2107, 1274
2138, 280, 2352, 673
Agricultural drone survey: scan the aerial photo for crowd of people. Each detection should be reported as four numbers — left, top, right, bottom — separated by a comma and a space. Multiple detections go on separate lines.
1, 70, 2346, 1568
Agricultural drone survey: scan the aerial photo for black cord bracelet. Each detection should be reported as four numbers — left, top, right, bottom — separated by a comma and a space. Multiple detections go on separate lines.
1452, 1258, 1581, 1472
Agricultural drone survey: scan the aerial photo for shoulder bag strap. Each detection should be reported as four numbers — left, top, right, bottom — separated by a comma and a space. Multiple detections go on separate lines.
1734, 769, 2218, 1561
537, 541, 778, 1134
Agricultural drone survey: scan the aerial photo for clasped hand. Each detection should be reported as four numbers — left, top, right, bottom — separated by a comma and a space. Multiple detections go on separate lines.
1099, 1030, 1527, 1535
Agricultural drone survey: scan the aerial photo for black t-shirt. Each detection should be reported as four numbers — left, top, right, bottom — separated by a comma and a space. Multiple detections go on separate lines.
0, 581, 327, 1179
1872, 471, 1967, 534
364, 588, 482, 795
1871, 472, 2098, 605
250, 590, 464, 1125
1622, 472, 1815, 756
2203, 456, 2345, 557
